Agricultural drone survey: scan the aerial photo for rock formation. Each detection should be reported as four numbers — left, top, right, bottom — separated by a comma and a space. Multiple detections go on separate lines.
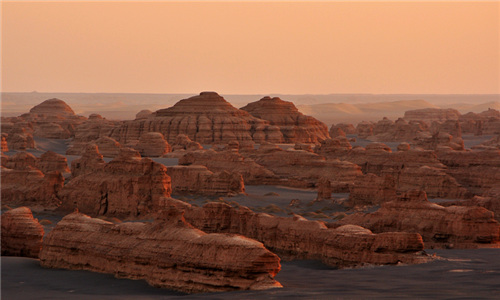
110, 92, 284, 145
171, 134, 204, 152
134, 132, 171, 157
1, 135, 8, 152
167, 165, 244, 196
330, 123, 356, 136
315, 178, 332, 201
314, 137, 352, 156
39, 210, 282, 293
348, 173, 397, 207
66, 114, 121, 155
179, 149, 276, 185
3, 123, 35, 150
59, 148, 172, 217
339, 190, 500, 248
1, 167, 64, 208
70, 144, 106, 178
459, 108, 500, 135
1, 207, 44, 258
240, 96, 330, 143
472, 135, 500, 150
404, 108, 461, 124
1, 151, 38, 170
38, 151, 70, 174
356, 121, 374, 139
92, 136, 122, 158
168, 200, 431, 268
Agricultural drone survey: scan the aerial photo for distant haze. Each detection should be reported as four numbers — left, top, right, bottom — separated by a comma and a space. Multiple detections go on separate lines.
1, 1, 498, 95
2, 92, 498, 125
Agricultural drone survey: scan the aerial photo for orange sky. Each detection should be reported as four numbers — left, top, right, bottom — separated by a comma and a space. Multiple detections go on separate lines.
1, 1, 499, 94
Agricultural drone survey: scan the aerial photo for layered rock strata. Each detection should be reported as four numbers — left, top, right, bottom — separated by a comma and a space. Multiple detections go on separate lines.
240, 96, 330, 143
169, 200, 430, 268
59, 148, 172, 217
39, 210, 282, 293
109, 92, 284, 145
339, 190, 500, 248
134, 132, 171, 157
1, 207, 44, 258
167, 165, 244, 196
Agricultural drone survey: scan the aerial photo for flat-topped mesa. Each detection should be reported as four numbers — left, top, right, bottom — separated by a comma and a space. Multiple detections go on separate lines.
59, 147, 172, 218
39, 211, 282, 293
167, 165, 244, 196
169, 200, 430, 268
109, 92, 284, 145
240, 96, 330, 143
338, 190, 500, 248
1, 207, 44, 258
404, 108, 461, 125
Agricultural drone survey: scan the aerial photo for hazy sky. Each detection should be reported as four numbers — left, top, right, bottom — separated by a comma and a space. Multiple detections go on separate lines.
1, 1, 499, 94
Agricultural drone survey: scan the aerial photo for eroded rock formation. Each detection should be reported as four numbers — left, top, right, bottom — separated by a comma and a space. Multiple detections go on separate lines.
240, 96, 330, 143
110, 92, 284, 145
348, 173, 397, 207
39, 210, 282, 293
167, 165, 244, 196
1, 207, 44, 258
59, 148, 172, 217
339, 190, 500, 248
135, 132, 171, 157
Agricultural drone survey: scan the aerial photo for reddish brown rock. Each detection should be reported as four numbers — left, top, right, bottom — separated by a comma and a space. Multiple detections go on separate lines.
330, 123, 356, 136
240, 96, 330, 143
316, 177, 332, 201
339, 190, 500, 248
365, 118, 428, 142
348, 173, 397, 207
70, 144, 106, 178
135, 109, 153, 119
1, 135, 8, 152
59, 148, 172, 217
171, 200, 430, 268
1, 151, 38, 170
314, 137, 352, 156
459, 108, 500, 135
179, 149, 276, 185
5, 125, 35, 150
404, 108, 461, 124
21, 98, 86, 139
110, 92, 283, 145
66, 114, 120, 155
471, 135, 500, 150
1, 167, 64, 208
167, 165, 244, 196
39, 210, 282, 293
294, 143, 314, 152
356, 121, 374, 139
135, 132, 171, 157
93, 136, 122, 158
171, 134, 203, 152
38, 151, 70, 174
329, 127, 346, 137
1, 207, 44, 258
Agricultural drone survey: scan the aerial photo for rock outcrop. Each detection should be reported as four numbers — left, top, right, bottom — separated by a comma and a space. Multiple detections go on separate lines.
348, 173, 397, 207
339, 190, 500, 248
38, 151, 70, 174
3, 123, 35, 150
240, 96, 330, 143
472, 135, 500, 150
404, 108, 461, 124
110, 92, 284, 145
171, 134, 203, 152
66, 114, 121, 155
134, 132, 171, 157
39, 210, 282, 293
1, 135, 8, 152
1, 167, 64, 208
92, 136, 122, 158
330, 123, 356, 136
179, 149, 276, 185
1, 207, 44, 258
167, 165, 244, 196
168, 200, 431, 268
459, 108, 500, 135
59, 148, 172, 217
70, 144, 106, 178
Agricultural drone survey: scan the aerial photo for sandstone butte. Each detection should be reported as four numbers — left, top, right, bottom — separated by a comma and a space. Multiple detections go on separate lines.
66, 114, 121, 155
21, 98, 86, 139
109, 92, 284, 145
403, 108, 461, 124
167, 165, 244, 196
166, 198, 431, 268
329, 123, 356, 136
1, 121, 35, 150
134, 132, 171, 157
240, 96, 330, 143
2, 151, 70, 174
338, 190, 500, 249
459, 108, 500, 135
347, 173, 397, 207
1, 207, 44, 258
39, 209, 282, 293
59, 147, 172, 218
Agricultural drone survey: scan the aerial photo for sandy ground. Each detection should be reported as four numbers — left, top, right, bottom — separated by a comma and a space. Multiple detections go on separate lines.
2, 249, 500, 299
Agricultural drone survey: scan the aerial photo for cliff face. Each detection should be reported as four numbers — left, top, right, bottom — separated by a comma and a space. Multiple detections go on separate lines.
340, 190, 500, 248
241, 96, 330, 143
110, 92, 284, 145
167, 165, 244, 196
39, 210, 282, 293
1, 207, 44, 258
59, 148, 172, 217
168, 199, 430, 268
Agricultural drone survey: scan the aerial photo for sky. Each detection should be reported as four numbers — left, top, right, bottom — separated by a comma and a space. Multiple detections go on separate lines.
1, 1, 499, 95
